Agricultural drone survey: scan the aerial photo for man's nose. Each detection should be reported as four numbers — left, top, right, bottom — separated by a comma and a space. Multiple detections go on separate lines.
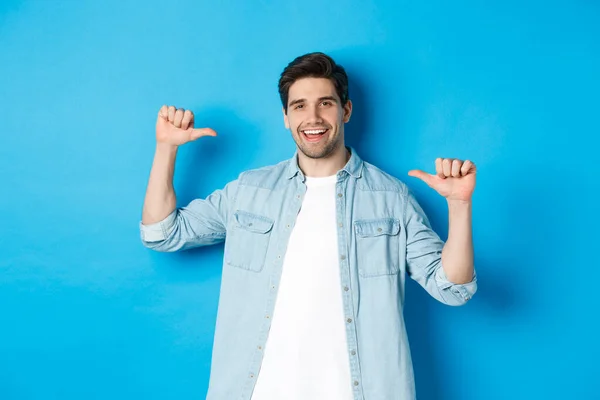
306, 105, 324, 123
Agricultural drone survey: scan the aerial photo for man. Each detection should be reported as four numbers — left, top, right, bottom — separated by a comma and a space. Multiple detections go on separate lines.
140, 52, 477, 400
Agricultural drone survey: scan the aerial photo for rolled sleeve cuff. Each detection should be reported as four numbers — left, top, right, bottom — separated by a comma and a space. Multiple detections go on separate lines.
435, 266, 478, 302
139, 210, 177, 242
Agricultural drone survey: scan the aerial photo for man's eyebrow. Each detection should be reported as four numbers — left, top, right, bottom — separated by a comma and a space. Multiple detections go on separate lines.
318, 96, 338, 103
288, 98, 306, 107
288, 96, 338, 107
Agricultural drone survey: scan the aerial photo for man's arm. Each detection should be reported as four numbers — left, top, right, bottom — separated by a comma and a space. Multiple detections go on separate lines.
142, 143, 178, 225
403, 189, 477, 306
140, 105, 226, 252
406, 158, 478, 306
441, 199, 474, 284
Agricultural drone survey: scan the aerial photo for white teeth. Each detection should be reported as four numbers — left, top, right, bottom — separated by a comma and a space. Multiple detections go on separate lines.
303, 129, 327, 135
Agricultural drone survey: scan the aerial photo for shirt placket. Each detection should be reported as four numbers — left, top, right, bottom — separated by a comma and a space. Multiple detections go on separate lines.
336, 174, 364, 400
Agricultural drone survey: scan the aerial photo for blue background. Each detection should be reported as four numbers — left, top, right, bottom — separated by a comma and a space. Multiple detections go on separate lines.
1, 0, 598, 399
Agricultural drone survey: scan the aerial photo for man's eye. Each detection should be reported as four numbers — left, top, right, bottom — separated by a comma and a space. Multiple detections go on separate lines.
321, 101, 331, 106
295, 104, 304, 109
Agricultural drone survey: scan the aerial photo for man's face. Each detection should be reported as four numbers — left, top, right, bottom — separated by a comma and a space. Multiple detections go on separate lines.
283, 77, 352, 159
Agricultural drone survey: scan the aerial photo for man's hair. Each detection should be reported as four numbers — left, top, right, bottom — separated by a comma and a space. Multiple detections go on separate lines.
278, 52, 349, 113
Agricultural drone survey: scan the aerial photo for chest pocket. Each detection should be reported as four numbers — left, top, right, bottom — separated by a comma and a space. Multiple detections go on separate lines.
354, 218, 401, 277
225, 211, 274, 272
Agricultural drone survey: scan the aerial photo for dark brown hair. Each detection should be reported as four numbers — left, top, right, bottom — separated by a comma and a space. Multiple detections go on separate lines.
278, 52, 349, 113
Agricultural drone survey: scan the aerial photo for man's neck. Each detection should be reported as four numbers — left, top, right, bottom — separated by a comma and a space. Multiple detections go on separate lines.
297, 145, 350, 178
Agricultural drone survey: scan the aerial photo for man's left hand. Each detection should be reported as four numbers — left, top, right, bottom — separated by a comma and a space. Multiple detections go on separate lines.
408, 158, 476, 202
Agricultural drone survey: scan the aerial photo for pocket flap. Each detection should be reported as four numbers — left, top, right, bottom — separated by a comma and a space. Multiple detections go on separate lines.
234, 211, 274, 234
354, 218, 400, 237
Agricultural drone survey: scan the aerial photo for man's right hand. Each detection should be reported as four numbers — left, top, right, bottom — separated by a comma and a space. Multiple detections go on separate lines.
156, 105, 217, 146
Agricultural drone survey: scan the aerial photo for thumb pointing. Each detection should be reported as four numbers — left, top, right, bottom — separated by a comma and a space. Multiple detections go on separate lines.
190, 128, 218, 141
408, 169, 433, 185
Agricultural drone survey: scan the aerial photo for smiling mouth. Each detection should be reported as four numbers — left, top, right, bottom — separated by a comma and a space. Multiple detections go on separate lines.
300, 128, 329, 143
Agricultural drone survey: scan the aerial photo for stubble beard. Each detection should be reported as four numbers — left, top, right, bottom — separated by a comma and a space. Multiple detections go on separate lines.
294, 129, 341, 160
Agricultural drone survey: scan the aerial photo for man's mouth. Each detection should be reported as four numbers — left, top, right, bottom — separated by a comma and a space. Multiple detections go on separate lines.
300, 128, 329, 143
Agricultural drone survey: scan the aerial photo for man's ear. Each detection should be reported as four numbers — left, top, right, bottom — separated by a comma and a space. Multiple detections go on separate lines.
343, 99, 353, 123
282, 107, 290, 129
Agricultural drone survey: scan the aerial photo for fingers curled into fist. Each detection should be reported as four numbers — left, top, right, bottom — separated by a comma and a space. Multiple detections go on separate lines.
159, 105, 194, 129
435, 158, 476, 179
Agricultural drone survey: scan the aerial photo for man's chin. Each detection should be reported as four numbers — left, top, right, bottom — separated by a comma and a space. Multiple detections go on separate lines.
297, 142, 339, 160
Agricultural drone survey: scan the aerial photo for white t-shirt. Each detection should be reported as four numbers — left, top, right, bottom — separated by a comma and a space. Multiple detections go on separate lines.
250, 174, 353, 400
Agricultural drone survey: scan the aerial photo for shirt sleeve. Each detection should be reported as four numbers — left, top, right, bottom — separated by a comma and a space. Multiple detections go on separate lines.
139, 179, 238, 252
403, 187, 477, 306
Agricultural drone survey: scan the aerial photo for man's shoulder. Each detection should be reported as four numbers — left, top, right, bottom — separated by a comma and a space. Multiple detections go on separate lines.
360, 161, 408, 195
236, 158, 290, 189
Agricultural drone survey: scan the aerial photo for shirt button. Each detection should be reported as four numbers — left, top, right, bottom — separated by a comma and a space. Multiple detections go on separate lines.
377, 227, 382, 232
354, 381, 359, 386
258, 346, 262, 350
347, 318, 352, 323
351, 350, 356, 355
338, 193, 343, 198
340, 255, 346, 260
250, 374, 255, 378
266, 315, 270, 319
286, 224, 290, 228
344, 286, 349, 291
338, 222, 343, 227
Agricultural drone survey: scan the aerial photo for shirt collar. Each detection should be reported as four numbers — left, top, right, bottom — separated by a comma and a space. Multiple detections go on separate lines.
285, 146, 364, 180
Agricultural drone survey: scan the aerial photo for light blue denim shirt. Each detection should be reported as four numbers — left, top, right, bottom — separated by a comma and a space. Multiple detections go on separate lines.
140, 147, 477, 400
